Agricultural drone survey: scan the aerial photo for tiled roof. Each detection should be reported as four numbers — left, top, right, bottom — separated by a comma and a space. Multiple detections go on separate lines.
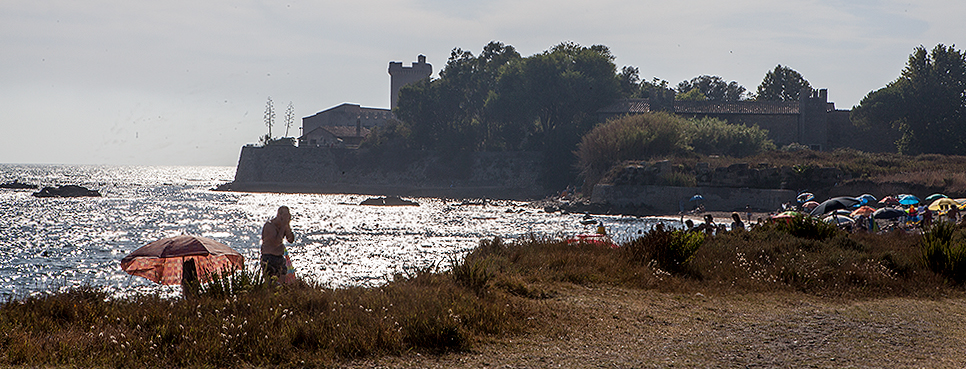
597, 98, 652, 114
674, 101, 799, 115
598, 98, 801, 115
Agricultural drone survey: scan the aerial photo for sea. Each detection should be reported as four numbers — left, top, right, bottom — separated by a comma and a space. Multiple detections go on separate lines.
0, 164, 676, 301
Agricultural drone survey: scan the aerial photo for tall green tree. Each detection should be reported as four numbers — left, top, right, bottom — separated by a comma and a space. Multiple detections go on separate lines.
488, 42, 621, 151
393, 41, 521, 151
852, 44, 966, 154
756, 65, 812, 101
675, 75, 746, 101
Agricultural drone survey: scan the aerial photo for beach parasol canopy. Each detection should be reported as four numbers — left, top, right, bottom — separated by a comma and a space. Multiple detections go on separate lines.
898, 194, 921, 205
121, 235, 245, 285
857, 194, 877, 205
928, 198, 959, 212
802, 201, 820, 211
873, 207, 906, 220
851, 206, 876, 218
823, 214, 855, 225
924, 193, 948, 203
690, 194, 704, 201
878, 196, 900, 205
797, 192, 815, 203
809, 197, 861, 217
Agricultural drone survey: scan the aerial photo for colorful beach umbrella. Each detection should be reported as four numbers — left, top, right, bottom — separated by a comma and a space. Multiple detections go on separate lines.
928, 198, 959, 212
924, 193, 948, 203
878, 196, 900, 206
857, 194, 877, 204
809, 197, 861, 217
121, 235, 245, 285
797, 192, 815, 203
898, 194, 920, 205
823, 214, 855, 225
851, 206, 876, 218
873, 207, 906, 220
802, 201, 820, 211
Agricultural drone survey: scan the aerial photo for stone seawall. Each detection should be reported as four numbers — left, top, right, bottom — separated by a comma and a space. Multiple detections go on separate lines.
591, 184, 796, 214
230, 146, 547, 200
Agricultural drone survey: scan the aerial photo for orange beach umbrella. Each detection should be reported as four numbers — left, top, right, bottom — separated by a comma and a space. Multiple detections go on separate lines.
121, 235, 245, 285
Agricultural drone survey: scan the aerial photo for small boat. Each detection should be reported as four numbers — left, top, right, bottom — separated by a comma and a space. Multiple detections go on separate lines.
565, 234, 618, 248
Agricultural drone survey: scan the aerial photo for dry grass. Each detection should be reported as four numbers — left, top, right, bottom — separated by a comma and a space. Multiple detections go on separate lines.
3, 223, 966, 367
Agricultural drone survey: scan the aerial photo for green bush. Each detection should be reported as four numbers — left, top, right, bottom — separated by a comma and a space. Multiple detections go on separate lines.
683, 117, 775, 157
769, 214, 840, 240
621, 228, 705, 273
921, 222, 966, 283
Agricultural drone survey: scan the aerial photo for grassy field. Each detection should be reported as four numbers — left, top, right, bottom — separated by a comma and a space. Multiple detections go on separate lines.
3, 218, 966, 367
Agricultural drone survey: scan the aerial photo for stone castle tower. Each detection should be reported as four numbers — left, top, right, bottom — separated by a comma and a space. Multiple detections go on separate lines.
388, 55, 432, 109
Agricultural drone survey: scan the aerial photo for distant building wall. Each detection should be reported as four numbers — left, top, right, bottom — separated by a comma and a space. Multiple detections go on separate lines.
300, 103, 391, 146
388, 55, 432, 109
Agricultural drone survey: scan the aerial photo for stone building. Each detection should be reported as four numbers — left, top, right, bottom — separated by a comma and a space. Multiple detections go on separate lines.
388, 55, 432, 109
598, 88, 851, 151
299, 103, 390, 147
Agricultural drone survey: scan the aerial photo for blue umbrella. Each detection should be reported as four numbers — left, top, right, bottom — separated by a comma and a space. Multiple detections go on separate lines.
924, 193, 948, 203
857, 194, 876, 204
690, 194, 704, 202
899, 194, 920, 205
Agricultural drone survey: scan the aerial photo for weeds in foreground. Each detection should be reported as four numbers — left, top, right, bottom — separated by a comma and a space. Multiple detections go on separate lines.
3, 223, 964, 366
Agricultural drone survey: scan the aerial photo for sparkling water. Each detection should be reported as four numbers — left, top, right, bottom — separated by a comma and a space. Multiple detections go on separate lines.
0, 164, 675, 300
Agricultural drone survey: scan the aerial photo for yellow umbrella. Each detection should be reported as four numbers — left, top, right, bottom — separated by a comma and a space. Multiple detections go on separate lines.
928, 198, 960, 212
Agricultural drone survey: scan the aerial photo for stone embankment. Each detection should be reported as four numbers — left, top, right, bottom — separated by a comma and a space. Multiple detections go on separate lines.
227, 146, 547, 200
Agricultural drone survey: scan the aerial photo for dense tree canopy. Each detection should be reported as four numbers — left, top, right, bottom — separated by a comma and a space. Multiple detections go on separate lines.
756, 65, 812, 101
851, 44, 966, 154
675, 75, 747, 101
392, 41, 620, 154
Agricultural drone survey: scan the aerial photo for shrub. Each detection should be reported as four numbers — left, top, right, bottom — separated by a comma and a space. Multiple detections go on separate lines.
769, 214, 840, 240
621, 228, 705, 273
921, 222, 966, 283
683, 117, 775, 157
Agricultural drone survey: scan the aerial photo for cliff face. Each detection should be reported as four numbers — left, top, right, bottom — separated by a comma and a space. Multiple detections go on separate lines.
230, 146, 547, 200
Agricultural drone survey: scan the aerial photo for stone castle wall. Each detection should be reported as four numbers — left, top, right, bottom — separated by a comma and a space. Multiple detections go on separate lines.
230, 146, 547, 200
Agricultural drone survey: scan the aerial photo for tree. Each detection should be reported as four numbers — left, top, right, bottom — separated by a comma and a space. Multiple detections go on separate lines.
675, 75, 746, 101
756, 65, 812, 101
639, 78, 672, 99
677, 88, 707, 101
852, 44, 966, 154
263, 97, 275, 139
618, 66, 641, 98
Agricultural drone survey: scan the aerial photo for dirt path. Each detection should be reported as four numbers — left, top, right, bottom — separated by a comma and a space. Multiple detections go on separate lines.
349, 285, 966, 368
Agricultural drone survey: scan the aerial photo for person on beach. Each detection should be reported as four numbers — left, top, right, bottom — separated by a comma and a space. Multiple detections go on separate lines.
261, 206, 295, 279
694, 214, 716, 234
730, 212, 745, 231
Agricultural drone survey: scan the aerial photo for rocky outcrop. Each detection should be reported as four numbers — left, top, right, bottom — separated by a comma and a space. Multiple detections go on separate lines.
32, 185, 101, 198
0, 181, 38, 189
359, 196, 419, 206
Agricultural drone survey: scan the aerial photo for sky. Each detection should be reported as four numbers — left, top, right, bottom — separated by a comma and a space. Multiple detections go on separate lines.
2, 1, 964, 166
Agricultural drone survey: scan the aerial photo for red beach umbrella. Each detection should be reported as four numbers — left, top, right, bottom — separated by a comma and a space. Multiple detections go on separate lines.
121, 235, 245, 285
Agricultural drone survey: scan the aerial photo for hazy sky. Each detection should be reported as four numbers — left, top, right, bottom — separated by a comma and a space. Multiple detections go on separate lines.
2, 1, 963, 166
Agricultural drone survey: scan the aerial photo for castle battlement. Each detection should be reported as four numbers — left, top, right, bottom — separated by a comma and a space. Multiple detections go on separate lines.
388, 55, 432, 109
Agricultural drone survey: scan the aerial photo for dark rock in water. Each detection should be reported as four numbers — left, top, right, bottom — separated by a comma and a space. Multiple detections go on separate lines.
0, 181, 38, 190
212, 182, 233, 191
360, 196, 419, 206
32, 185, 102, 198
